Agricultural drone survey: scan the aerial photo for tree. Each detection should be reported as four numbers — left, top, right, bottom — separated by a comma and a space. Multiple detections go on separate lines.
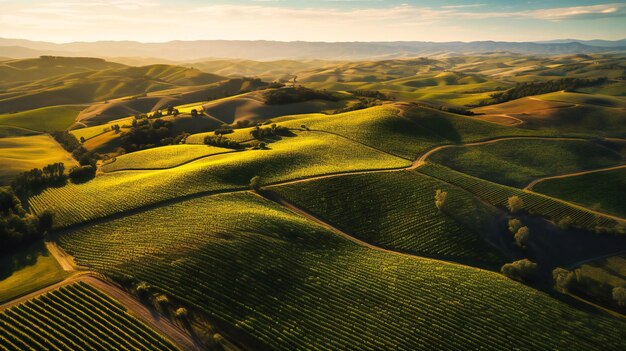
111, 124, 121, 133
514, 226, 530, 249
501, 259, 537, 283
190, 109, 198, 117
250, 176, 261, 191
613, 287, 626, 308
80, 136, 86, 144
167, 105, 174, 115
508, 218, 522, 234
507, 196, 524, 213
434, 189, 447, 211
69, 165, 96, 183
552, 268, 575, 293
175, 307, 188, 319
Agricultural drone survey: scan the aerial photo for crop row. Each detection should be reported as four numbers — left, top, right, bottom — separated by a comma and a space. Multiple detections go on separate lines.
30, 132, 408, 228
429, 138, 623, 187
272, 170, 502, 267
57, 192, 626, 350
0, 282, 178, 351
418, 163, 618, 230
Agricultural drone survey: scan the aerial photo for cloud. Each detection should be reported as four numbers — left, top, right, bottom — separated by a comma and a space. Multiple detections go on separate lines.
442, 4, 486, 9
1, 1, 624, 42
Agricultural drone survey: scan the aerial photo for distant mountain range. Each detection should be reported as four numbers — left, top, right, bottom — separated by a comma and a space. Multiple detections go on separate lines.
1, 38, 625, 61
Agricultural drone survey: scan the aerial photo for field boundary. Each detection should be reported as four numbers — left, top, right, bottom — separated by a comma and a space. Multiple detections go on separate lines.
525, 164, 626, 190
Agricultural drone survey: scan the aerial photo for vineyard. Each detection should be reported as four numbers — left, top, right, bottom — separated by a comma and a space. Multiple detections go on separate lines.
184, 104, 543, 159
30, 131, 409, 228
54, 192, 626, 350
272, 170, 503, 267
0, 282, 179, 351
101, 144, 236, 172
430, 138, 625, 187
417, 163, 620, 231
534, 167, 626, 218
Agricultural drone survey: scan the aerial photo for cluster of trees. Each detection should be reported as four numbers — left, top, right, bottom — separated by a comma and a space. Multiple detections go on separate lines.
0, 188, 53, 254
11, 163, 66, 197
53, 131, 98, 171
214, 125, 234, 135
507, 218, 530, 249
500, 259, 537, 282
475, 77, 608, 106
120, 118, 184, 152
351, 90, 392, 100
250, 124, 292, 140
264, 86, 338, 105
203, 135, 242, 149
552, 267, 626, 310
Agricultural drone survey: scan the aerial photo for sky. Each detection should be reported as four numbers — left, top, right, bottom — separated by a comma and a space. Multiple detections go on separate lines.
1, 0, 625, 43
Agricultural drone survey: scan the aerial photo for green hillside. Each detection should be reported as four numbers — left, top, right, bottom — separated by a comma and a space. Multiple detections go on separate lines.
30, 131, 409, 227
429, 139, 624, 187
534, 167, 626, 218
0, 105, 85, 132
272, 171, 503, 267
55, 191, 626, 351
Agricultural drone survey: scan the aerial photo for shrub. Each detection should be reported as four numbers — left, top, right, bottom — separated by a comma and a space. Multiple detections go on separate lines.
514, 226, 530, 249
175, 307, 188, 319
612, 287, 626, 308
250, 176, 261, 191
501, 259, 537, 282
434, 189, 447, 211
552, 268, 575, 293
507, 196, 524, 213
557, 216, 573, 230
69, 165, 96, 184
508, 218, 522, 234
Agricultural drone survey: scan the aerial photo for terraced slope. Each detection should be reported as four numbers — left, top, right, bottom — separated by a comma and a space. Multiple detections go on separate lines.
101, 144, 237, 172
0, 135, 77, 185
0, 282, 179, 351
30, 132, 410, 227
272, 171, 503, 267
534, 167, 626, 218
429, 139, 624, 187
56, 192, 626, 351
417, 163, 621, 232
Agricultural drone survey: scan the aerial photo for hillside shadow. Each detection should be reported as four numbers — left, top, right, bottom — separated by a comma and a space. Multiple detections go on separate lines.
0, 242, 48, 281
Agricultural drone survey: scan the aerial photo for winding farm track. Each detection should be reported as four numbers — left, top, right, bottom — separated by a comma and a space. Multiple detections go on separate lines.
525, 164, 626, 190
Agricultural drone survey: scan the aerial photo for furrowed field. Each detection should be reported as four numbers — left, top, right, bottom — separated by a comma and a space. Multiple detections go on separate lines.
101, 144, 237, 172
272, 171, 503, 267
429, 138, 625, 187
54, 192, 626, 351
534, 167, 626, 218
417, 164, 620, 232
30, 132, 409, 227
0, 282, 179, 351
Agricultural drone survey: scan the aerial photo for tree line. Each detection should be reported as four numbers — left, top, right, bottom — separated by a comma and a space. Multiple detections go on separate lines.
473, 77, 608, 106
0, 188, 53, 254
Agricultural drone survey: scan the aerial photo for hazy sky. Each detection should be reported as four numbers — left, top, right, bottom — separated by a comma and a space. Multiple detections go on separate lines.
1, 0, 625, 43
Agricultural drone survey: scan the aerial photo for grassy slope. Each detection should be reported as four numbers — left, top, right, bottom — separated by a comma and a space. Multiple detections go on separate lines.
430, 139, 624, 188
30, 131, 410, 228
101, 144, 237, 172
534, 168, 626, 218
57, 192, 626, 351
0, 282, 179, 350
0, 126, 40, 138
0, 244, 67, 303
0, 135, 77, 185
0, 105, 85, 132
272, 171, 503, 267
